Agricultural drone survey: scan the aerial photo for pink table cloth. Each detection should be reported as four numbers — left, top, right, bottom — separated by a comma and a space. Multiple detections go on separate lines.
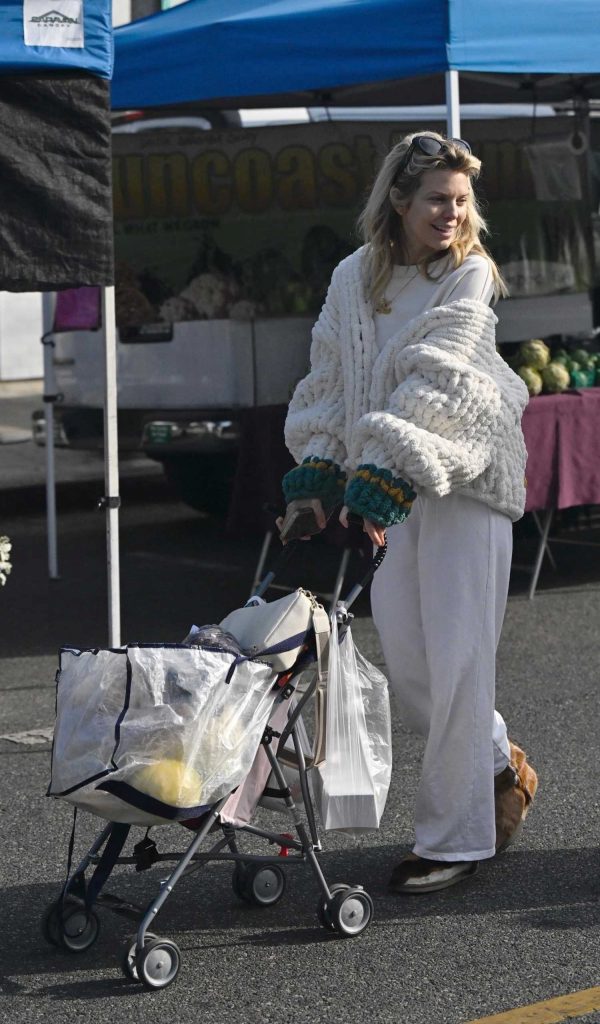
522, 390, 600, 512
226, 393, 600, 530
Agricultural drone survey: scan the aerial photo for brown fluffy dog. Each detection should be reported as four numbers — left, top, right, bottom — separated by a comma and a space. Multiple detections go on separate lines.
495, 741, 538, 852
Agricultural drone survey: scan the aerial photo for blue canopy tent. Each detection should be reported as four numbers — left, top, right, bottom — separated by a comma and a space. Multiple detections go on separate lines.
0, 0, 120, 644
2, 0, 112, 76
112, 0, 600, 121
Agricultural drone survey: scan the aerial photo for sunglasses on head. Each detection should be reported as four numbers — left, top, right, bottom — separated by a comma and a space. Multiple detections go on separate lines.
396, 135, 471, 178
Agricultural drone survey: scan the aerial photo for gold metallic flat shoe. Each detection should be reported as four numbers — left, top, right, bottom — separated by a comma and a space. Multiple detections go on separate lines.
495, 741, 538, 853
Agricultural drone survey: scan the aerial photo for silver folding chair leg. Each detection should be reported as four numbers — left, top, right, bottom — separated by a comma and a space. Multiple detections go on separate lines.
528, 509, 554, 600
531, 511, 557, 570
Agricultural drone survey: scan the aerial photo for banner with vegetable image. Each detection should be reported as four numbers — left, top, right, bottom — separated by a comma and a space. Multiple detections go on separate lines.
111, 120, 595, 327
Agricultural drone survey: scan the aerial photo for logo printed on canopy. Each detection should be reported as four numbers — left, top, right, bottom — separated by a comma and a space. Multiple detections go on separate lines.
24, 0, 84, 47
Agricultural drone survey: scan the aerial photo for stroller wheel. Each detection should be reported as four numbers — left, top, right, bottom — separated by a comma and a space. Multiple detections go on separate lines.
136, 937, 181, 990
231, 862, 251, 901
120, 933, 159, 981
60, 905, 101, 952
231, 860, 284, 909
41, 901, 64, 947
316, 884, 351, 931
232, 863, 287, 906
328, 886, 373, 938
246, 865, 287, 907
42, 896, 85, 947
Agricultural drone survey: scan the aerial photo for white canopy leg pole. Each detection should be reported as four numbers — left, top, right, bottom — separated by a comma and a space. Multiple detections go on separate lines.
445, 69, 461, 138
41, 293, 59, 580
102, 285, 121, 647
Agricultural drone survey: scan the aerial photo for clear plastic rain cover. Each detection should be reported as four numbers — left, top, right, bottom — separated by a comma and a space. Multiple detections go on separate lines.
48, 640, 277, 825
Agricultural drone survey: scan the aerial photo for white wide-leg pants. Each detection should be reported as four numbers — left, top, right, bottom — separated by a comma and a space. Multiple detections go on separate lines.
370, 492, 512, 862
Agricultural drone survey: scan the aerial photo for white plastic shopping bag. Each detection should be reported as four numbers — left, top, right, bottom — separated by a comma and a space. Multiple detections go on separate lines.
316, 614, 392, 832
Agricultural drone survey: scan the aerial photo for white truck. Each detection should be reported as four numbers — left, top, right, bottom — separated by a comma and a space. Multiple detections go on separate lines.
48, 313, 314, 511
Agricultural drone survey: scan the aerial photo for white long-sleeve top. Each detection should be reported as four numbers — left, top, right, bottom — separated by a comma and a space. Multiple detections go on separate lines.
284, 246, 530, 522
374, 252, 494, 351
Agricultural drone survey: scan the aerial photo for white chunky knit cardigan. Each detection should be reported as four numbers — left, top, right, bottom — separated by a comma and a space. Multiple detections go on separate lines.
285, 247, 530, 522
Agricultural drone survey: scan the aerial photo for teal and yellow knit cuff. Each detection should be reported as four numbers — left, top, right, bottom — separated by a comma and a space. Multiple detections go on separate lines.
345, 464, 416, 527
282, 457, 347, 511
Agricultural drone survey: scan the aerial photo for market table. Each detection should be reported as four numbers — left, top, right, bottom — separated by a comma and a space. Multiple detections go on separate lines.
225, 393, 600, 599
521, 388, 600, 597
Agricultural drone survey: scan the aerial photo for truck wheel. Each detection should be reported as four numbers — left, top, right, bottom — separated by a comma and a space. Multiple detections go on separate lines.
161, 454, 237, 516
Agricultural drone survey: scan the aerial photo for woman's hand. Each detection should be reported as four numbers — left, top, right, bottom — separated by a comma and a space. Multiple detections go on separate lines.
276, 497, 327, 542
339, 505, 386, 548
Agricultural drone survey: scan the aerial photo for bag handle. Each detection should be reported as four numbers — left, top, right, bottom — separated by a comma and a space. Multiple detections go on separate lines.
275, 608, 328, 770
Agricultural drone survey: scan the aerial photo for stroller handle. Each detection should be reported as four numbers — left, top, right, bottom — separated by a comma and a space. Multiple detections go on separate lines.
252, 539, 298, 599
253, 508, 387, 605
341, 535, 387, 612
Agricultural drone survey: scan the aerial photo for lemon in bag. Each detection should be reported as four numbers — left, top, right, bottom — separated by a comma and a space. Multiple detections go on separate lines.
133, 758, 203, 807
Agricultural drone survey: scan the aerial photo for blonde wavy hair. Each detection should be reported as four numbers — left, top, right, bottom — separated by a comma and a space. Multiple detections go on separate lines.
357, 130, 507, 307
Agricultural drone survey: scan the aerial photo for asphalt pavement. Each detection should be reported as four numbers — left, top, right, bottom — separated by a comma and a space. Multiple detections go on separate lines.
1, 383, 599, 1024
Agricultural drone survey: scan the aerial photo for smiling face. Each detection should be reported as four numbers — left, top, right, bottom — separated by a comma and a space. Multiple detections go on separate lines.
394, 168, 470, 264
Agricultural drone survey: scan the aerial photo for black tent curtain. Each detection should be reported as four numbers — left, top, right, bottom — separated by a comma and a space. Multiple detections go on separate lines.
0, 71, 114, 291
0, 66, 118, 642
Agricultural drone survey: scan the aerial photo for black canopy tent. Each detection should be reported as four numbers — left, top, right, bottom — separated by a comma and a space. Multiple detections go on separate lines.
0, 0, 119, 643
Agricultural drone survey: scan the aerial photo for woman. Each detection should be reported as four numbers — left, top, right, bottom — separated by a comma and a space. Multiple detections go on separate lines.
280, 131, 538, 894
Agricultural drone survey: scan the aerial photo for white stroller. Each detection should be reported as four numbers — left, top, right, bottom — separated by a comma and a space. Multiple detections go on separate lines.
42, 538, 388, 991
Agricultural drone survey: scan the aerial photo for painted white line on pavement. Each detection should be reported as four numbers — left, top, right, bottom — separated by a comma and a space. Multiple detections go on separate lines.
1, 727, 54, 745
0, 427, 30, 444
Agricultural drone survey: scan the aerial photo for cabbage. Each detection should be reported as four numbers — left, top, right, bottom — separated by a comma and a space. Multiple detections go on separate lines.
572, 347, 593, 367
541, 361, 570, 393
519, 338, 551, 370
552, 353, 569, 366
517, 366, 543, 396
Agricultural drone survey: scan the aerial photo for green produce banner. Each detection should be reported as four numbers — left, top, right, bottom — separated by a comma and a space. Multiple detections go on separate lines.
111, 120, 594, 326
